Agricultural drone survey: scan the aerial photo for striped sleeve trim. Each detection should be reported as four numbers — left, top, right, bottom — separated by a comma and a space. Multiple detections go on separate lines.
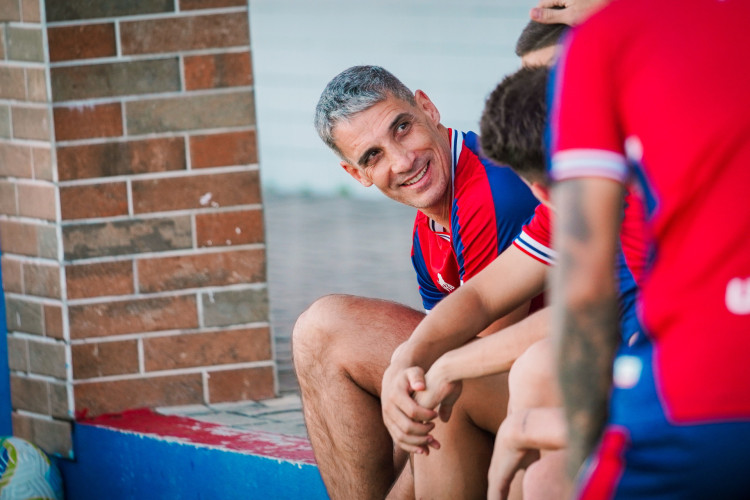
513, 231, 556, 266
550, 149, 628, 183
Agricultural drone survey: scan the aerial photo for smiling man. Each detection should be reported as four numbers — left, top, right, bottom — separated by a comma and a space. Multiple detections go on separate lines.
292, 65, 538, 498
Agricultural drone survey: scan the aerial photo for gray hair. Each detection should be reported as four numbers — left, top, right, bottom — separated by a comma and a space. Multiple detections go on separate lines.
314, 65, 416, 160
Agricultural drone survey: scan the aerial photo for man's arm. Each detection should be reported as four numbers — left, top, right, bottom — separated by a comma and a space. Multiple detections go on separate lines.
415, 307, 550, 419
550, 177, 623, 478
381, 245, 547, 454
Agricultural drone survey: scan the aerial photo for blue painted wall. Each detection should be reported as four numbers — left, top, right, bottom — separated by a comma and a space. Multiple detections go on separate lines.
0, 255, 11, 435
56, 422, 329, 499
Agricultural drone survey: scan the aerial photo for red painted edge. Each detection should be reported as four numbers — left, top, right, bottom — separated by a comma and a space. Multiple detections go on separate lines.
80, 408, 317, 465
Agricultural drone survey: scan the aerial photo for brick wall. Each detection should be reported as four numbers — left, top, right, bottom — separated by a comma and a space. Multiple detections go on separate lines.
0, 0, 273, 458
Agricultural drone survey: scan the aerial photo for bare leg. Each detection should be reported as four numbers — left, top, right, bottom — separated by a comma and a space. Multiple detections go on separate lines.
293, 294, 424, 499
507, 339, 561, 413
523, 450, 572, 500
413, 373, 510, 499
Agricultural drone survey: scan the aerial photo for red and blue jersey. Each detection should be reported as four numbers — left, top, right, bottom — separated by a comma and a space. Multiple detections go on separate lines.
513, 189, 647, 341
549, 0, 750, 424
411, 129, 538, 311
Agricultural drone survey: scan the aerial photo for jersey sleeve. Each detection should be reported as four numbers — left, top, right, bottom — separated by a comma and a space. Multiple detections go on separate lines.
548, 25, 628, 183
513, 204, 556, 266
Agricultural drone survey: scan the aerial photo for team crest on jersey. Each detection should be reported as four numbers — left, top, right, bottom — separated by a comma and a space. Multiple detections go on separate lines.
726, 277, 750, 315
437, 273, 455, 292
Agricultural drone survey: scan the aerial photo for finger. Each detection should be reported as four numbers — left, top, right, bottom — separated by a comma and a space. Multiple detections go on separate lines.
535, 0, 566, 8
530, 6, 573, 25
397, 392, 439, 423
405, 367, 426, 392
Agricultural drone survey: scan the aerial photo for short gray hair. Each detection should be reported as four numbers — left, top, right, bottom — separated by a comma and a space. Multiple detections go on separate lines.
314, 65, 416, 160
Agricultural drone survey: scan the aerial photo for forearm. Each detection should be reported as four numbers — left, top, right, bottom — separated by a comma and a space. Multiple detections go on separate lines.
398, 247, 547, 368
432, 307, 550, 383
554, 289, 618, 476
551, 178, 623, 478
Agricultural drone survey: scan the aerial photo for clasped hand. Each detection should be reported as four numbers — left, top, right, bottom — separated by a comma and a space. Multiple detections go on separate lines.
381, 353, 463, 455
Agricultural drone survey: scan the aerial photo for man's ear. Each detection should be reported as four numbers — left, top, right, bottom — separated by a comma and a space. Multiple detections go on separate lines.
340, 161, 373, 187
414, 90, 441, 125
529, 181, 551, 204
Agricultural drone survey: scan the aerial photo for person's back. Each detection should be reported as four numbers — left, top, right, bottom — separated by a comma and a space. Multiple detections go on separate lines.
549, 0, 750, 496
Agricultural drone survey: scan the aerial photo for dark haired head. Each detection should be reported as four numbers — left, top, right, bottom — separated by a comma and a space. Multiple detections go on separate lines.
480, 65, 549, 185
515, 17, 567, 58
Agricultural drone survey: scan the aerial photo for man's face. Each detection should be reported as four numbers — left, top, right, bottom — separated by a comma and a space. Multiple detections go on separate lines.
333, 91, 452, 211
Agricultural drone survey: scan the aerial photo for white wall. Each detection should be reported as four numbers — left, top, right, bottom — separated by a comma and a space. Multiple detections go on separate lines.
249, 0, 533, 198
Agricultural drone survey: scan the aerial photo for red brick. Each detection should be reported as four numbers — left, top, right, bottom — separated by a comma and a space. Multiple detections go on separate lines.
69, 295, 198, 339
46, 0, 173, 23
180, 0, 245, 10
17, 182, 56, 220
53, 103, 123, 141
144, 327, 271, 371
10, 414, 71, 458
0, 180, 16, 215
184, 51, 251, 90
132, 170, 260, 214
0, 0, 20, 22
28, 338, 66, 378
196, 208, 264, 247
63, 216, 192, 260
43, 304, 63, 339
208, 366, 274, 403
32, 147, 53, 181
75, 374, 203, 416
66, 260, 134, 299
0, 219, 57, 259
72, 340, 139, 379
26, 67, 47, 101
57, 137, 185, 181
0, 219, 37, 256
1, 256, 22, 293
190, 130, 257, 169
23, 261, 61, 299
21, 0, 40, 23
48, 23, 116, 62
121, 13, 249, 55
0, 143, 32, 178
0, 26, 4, 58
12, 105, 50, 141
60, 182, 128, 220
0, 66, 26, 100
126, 91, 254, 134
11, 374, 48, 413
137, 248, 265, 293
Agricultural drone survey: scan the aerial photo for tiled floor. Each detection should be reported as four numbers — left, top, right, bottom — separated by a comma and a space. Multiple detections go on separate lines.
162, 193, 423, 437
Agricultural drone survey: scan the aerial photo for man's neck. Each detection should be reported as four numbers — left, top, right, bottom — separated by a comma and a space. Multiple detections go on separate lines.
419, 186, 453, 230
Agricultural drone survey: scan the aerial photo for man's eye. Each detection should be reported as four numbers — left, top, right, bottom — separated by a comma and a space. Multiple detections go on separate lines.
366, 151, 380, 166
397, 121, 410, 133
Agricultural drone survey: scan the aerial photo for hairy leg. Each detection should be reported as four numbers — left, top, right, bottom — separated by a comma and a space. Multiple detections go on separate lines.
293, 294, 424, 499
413, 372, 510, 499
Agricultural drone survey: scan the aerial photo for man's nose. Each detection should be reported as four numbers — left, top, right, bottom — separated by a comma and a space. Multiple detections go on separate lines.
390, 145, 413, 174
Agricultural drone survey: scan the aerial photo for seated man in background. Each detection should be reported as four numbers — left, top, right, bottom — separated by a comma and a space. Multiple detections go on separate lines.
407, 63, 646, 500
292, 64, 538, 499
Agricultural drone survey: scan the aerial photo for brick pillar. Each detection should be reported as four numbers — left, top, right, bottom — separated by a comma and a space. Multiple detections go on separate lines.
0, 0, 274, 458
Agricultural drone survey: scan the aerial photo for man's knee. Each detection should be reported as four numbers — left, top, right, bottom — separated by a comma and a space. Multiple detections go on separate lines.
508, 339, 556, 410
292, 294, 348, 369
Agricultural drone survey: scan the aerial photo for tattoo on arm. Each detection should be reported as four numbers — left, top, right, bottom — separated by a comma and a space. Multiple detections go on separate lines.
552, 179, 621, 479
